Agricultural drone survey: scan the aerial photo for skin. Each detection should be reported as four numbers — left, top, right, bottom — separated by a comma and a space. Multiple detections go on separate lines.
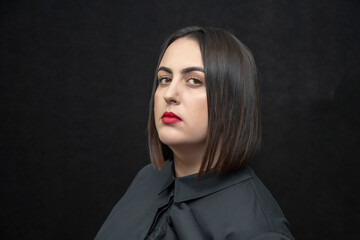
154, 37, 208, 177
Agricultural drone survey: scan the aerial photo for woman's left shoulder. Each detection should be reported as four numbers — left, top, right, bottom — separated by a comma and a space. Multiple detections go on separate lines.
190, 166, 294, 239
228, 166, 294, 239
248, 232, 294, 240
245, 167, 288, 225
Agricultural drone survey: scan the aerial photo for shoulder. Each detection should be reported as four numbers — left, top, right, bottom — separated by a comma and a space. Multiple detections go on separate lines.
191, 166, 294, 239
249, 232, 294, 240
234, 167, 294, 239
95, 161, 173, 239
131, 161, 171, 185
123, 161, 172, 195
246, 167, 291, 234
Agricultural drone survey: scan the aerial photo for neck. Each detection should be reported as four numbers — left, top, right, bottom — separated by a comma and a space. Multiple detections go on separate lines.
170, 143, 206, 177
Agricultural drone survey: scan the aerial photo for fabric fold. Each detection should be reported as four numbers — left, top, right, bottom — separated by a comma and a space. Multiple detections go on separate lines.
169, 202, 207, 240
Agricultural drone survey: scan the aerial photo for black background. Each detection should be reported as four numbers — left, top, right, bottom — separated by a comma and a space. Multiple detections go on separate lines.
1, 0, 359, 239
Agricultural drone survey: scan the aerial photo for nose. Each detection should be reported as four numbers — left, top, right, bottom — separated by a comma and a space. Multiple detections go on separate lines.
163, 78, 180, 105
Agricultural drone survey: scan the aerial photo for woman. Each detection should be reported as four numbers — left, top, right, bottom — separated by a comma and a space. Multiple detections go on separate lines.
95, 26, 294, 240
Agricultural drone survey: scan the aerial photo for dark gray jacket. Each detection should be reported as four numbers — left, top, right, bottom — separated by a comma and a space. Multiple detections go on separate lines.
95, 161, 294, 240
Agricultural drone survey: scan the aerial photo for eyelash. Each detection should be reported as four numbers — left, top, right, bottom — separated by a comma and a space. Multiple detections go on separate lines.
158, 77, 203, 86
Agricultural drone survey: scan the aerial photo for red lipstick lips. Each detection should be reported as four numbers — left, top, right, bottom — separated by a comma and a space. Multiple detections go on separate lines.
161, 111, 182, 124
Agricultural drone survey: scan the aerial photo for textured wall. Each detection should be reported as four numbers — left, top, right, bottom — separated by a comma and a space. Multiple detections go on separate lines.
1, 0, 359, 239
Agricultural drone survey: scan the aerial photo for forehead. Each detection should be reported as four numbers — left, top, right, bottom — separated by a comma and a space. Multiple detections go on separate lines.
159, 37, 203, 69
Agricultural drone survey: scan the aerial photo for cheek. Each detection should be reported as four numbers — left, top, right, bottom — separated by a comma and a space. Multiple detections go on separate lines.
190, 98, 208, 140
154, 90, 162, 117
191, 95, 208, 124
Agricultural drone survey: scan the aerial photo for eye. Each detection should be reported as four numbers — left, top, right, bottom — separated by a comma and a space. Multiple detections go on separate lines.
187, 77, 203, 85
158, 77, 172, 85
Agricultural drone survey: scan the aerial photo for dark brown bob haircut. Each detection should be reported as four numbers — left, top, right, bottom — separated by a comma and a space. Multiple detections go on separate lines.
148, 26, 261, 177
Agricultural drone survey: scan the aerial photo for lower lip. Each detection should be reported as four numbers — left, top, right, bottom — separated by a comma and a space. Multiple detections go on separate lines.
161, 117, 182, 124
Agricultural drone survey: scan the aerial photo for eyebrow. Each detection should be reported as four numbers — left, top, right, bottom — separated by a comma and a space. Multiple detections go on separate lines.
157, 66, 205, 74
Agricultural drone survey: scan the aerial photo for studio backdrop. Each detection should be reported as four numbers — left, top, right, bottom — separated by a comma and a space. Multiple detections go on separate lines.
1, 0, 359, 239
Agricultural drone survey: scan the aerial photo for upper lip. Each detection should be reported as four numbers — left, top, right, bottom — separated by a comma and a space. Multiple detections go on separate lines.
161, 111, 182, 120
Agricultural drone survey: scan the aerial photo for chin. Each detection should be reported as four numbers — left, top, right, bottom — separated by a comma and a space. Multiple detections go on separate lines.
158, 136, 184, 147
159, 136, 206, 150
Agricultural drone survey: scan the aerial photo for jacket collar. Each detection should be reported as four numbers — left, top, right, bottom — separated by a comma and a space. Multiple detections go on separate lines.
158, 160, 252, 203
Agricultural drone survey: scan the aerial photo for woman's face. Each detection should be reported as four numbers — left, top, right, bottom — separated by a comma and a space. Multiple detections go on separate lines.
154, 37, 208, 149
